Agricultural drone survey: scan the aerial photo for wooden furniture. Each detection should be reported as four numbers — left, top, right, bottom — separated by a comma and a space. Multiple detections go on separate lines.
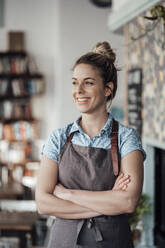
0, 200, 40, 247
0, 181, 23, 199
0, 210, 38, 230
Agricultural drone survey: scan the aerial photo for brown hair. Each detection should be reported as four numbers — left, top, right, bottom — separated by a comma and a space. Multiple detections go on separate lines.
72, 41, 118, 101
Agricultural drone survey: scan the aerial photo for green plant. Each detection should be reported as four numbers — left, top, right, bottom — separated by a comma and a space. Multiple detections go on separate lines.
130, 4, 165, 49
128, 193, 151, 229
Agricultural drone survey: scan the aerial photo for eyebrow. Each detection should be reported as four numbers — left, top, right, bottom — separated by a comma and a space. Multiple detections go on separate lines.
72, 77, 96, 81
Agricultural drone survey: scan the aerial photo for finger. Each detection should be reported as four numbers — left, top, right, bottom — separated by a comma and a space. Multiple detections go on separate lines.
125, 178, 131, 184
120, 178, 131, 186
119, 173, 124, 178
58, 184, 66, 189
118, 173, 124, 180
115, 173, 124, 184
118, 175, 130, 185
120, 183, 128, 190
56, 184, 62, 187
55, 186, 60, 191
121, 184, 127, 191
119, 179, 130, 188
118, 173, 129, 181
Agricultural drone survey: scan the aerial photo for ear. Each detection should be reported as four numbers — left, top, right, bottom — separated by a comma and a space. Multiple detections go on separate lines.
105, 82, 114, 97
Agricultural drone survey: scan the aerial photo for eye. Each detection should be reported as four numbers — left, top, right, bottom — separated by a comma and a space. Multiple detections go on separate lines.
72, 81, 77, 85
85, 81, 94, 86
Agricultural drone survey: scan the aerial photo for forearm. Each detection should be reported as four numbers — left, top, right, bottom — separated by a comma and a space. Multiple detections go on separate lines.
67, 150, 144, 216
68, 189, 136, 215
35, 191, 101, 219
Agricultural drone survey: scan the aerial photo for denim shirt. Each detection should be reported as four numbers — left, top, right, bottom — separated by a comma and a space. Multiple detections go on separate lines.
42, 113, 146, 163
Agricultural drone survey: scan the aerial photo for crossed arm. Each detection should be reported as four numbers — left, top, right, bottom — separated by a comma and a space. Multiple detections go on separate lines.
35, 150, 144, 219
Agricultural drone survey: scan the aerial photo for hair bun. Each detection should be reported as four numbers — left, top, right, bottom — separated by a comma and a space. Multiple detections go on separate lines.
92, 41, 116, 63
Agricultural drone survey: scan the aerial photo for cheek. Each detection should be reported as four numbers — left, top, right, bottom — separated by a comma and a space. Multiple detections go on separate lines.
72, 89, 75, 97
94, 88, 106, 98
72, 91, 77, 102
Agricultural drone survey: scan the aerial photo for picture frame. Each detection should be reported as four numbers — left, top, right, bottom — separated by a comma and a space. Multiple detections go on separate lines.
8, 31, 25, 51
127, 68, 143, 135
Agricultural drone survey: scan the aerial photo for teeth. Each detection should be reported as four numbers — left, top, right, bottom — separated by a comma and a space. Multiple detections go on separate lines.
77, 98, 89, 102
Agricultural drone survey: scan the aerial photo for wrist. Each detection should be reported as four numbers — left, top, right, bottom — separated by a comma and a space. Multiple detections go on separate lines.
68, 189, 74, 201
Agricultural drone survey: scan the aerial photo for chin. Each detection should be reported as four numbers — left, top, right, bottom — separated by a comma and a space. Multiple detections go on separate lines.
77, 109, 88, 114
76, 107, 89, 114
77, 107, 96, 115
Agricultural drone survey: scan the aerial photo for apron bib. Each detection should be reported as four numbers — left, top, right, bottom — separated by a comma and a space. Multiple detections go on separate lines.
48, 120, 134, 248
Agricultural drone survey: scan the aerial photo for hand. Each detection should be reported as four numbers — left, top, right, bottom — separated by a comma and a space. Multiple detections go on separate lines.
53, 184, 71, 200
113, 173, 131, 191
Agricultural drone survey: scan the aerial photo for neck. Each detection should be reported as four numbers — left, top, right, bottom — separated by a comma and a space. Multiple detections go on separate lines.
80, 110, 109, 138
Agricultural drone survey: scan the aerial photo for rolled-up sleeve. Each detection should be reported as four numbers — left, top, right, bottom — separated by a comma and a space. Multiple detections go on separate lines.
119, 127, 146, 161
41, 131, 60, 163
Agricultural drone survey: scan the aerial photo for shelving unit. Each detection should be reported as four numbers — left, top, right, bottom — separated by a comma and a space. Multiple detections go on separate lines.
0, 51, 45, 193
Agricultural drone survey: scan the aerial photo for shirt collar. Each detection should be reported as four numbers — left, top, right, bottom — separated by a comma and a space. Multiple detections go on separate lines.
70, 112, 113, 136
101, 112, 113, 135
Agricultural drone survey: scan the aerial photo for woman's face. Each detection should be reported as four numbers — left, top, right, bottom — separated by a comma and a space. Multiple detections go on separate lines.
72, 63, 111, 115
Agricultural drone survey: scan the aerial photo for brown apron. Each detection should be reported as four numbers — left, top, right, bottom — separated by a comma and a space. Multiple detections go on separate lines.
48, 119, 134, 248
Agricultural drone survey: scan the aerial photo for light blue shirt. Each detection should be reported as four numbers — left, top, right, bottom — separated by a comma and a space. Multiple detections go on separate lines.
42, 113, 146, 163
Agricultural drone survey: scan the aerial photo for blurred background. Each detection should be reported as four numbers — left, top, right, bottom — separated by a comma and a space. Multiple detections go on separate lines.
0, 0, 165, 247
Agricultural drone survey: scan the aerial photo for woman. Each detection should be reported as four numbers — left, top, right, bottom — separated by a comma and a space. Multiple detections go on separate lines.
35, 41, 146, 248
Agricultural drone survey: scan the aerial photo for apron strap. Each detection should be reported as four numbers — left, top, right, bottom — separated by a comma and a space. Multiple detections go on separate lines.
67, 132, 74, 143
110, 119, 119, 176
67, 120, 119, 176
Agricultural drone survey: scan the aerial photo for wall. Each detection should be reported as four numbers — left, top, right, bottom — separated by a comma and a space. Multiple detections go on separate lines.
59, 0, 124, 125
124, 1, 165, 143
124, 3, 165, 246
113, 0, 129, 11
0, 0, 124, 139
0, 0, 61, 138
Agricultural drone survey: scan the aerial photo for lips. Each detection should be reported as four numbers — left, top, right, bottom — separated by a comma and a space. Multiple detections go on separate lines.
77, 97, 89, 102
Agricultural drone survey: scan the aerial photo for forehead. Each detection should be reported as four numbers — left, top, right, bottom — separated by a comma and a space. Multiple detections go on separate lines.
73, 64, 101, 79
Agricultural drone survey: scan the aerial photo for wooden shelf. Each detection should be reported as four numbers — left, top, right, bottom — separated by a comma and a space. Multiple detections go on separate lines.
0, 73, 43, 78
0, 92, 44, 101
0, 117, 37, 123
0, 51, 27, 57
0, 94, 30, 100
0, 160, 40, 166
0, 210, 38, 230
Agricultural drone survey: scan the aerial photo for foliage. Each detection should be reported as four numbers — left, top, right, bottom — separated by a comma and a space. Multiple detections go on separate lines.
130, 4, 165, 49
128, 193, 151, 228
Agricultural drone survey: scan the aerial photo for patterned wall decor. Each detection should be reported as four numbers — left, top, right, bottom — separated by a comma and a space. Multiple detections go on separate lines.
125, 1, 165, 142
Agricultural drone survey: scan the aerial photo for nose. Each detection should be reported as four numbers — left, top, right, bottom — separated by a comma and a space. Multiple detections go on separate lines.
76, 83, 84, 93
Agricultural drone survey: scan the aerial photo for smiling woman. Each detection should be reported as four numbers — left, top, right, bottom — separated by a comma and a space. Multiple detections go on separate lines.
35, 41, 146, 248
72, 64, 112, 119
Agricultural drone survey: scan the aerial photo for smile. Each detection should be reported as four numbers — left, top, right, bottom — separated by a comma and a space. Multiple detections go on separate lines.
77, 98, 89, 103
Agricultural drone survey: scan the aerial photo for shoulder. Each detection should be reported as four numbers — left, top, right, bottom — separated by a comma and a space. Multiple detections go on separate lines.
118, 122, 137, 138
41, 122, 74, 162
118, 122, 146, 161
50, 122, 73, 143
